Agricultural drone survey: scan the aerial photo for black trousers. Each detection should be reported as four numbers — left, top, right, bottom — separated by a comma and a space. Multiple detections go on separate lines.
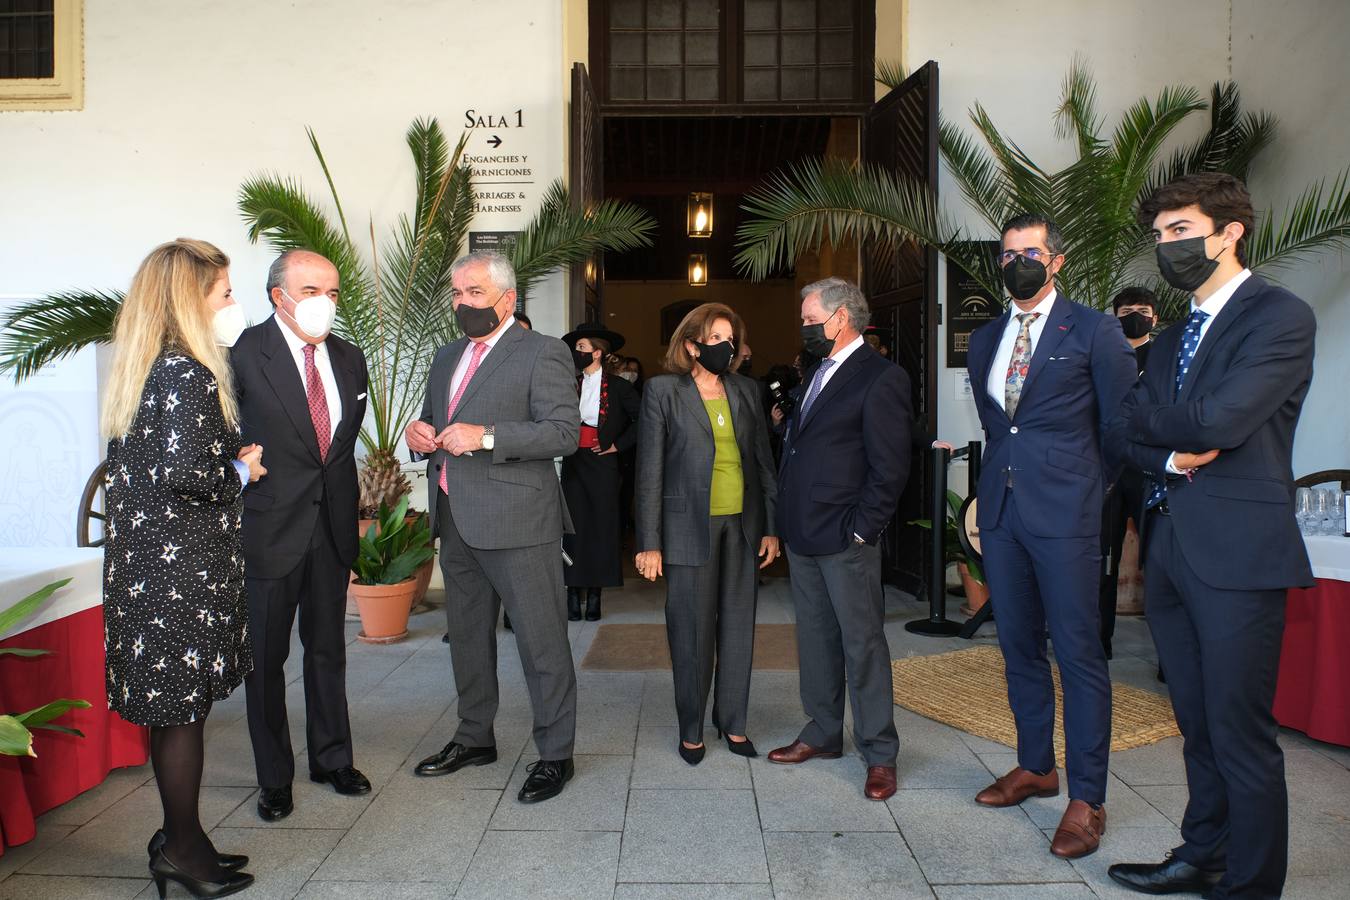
243, 502, 354, 789
1145, 512, 1288, 899
1099, 477, 1144, 651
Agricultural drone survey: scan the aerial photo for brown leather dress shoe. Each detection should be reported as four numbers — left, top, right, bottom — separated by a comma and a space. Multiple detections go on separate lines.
1050, 799, 1106, 858
974, 767, 1060, 807
766, 740, 843, 765
864, 766, 897, 801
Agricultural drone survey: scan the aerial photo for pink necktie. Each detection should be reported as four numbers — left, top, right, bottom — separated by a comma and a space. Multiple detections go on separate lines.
439, 340, 489, 494
303, 344, 331, 462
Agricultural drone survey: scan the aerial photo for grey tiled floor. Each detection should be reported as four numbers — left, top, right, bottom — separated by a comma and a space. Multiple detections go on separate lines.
4, 577, 1349, 899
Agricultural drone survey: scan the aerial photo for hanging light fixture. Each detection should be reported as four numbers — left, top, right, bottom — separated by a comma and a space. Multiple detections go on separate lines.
688, 253, 708, 286
687, 192, 713, 238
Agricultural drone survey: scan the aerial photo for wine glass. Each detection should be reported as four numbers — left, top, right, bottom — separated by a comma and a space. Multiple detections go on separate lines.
1296, 487, 1314, 535
1313, 488, 1332, 536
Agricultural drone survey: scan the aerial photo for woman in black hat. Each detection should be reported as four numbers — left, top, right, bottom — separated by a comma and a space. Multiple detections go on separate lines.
560, 322, 641, 620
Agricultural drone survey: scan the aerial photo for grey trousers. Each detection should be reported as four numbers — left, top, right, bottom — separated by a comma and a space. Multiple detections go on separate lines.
787, 542, 899, 767
664, 514, 757, 744
437, 491, 577, 760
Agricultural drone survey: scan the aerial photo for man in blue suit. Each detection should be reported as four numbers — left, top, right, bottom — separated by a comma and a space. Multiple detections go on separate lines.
1106, 174, 1315, 899
964, 214, 1136, 859
767, 277, 912, 802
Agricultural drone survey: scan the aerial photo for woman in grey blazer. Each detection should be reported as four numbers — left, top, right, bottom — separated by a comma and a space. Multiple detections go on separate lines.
635, 302, 780, 764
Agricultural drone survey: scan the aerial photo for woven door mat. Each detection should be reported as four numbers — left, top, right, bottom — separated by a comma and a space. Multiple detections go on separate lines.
581, 623, 799, 671
891, 645, 1179, 764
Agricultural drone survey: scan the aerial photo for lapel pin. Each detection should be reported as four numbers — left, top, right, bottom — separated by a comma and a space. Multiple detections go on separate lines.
1058, 325, 1068, 331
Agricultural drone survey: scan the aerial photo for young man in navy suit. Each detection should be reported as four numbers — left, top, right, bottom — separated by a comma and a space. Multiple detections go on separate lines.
964, 215, 1136, 858
1106, 174, 1316, 899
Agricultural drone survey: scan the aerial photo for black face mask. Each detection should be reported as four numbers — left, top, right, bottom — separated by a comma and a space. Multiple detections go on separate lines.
1002, 255, 1050, 301
1118, 311, 1154, 340
692, 340, 735, 375
800, 314, 840, 360
572, 349, 597, 372
454, 300, 501, 339
1156, 234, 1224, 292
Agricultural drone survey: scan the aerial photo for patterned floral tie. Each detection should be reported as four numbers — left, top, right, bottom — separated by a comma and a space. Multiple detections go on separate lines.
1003, 312, 1040, 418
1146, 309, 1211, 509
303, 344, 331, 463
439, 340, 489, 494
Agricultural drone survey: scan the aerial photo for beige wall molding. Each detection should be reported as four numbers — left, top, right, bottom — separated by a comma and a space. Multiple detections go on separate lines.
0, 0, 84, 111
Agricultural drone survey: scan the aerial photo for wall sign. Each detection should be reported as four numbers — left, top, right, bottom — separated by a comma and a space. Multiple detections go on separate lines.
946, 249, 1003, 368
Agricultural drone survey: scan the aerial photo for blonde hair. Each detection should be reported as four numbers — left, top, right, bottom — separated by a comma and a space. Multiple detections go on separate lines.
101, 238, 239, 437
663, 302, 745, 375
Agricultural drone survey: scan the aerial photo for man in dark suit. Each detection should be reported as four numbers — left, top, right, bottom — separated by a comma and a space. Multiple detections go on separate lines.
964, 214, 1136, 859
404, 251, 580, 804
232, 250, 371, 821
766, 277, 912, 802
1106, 174, 1316, 899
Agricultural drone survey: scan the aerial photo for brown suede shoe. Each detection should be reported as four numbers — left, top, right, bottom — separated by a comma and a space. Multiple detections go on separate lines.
974, 767, 1060, 807
766, 740, 843, 765
864, 766, 897, 801
1050, 799, 1106, 858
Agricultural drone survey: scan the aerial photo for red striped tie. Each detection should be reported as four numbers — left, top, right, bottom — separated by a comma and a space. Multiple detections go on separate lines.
439, 340, 489, 494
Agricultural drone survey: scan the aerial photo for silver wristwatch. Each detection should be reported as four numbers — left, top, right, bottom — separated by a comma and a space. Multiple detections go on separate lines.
481, 425, 495, 451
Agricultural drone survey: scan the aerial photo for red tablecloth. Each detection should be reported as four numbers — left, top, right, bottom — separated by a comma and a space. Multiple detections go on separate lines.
1274, 578, 1350, 747
0, 605, 148, 854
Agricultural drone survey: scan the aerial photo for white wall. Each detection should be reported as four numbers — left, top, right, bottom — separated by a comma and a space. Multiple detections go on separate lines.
1232, 0, 1350, 477
907, 0, 1236, 457
0, 0, 567, 545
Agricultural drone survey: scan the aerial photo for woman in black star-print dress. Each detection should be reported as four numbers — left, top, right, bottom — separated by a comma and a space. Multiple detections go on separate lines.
100, 239, 263, 896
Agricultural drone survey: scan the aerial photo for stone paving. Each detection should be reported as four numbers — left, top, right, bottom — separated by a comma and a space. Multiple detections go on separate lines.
3, 576, 1348, 899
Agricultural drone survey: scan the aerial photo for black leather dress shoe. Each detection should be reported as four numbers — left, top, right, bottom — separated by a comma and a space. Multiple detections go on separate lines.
518, 758, 574, 803
1108, 855, 1224, 894
310, 765, 372, 795
415, 741, 498, 777
257, 785, 293, 821
147, 830, 248, 871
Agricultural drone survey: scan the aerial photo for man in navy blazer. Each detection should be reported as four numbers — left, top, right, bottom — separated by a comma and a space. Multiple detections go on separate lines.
964, 214, 1136, 859
767, 277, 912, 802
1105, 174, 1315, 900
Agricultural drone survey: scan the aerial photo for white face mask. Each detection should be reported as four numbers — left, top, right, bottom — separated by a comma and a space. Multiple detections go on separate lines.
617, 371, 638, 383
281, 289, 336, 339
212, 302, 248, 347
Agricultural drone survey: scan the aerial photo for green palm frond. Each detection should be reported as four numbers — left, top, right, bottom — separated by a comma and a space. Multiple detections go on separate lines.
0, 290, 122, 382
1151, 82, 1278, 193
509, 180, 658, 297
1053, 55, 1104, 159
874, 60, 908, 91
1247, 168, 1350, 275
938, 120, 1010, 232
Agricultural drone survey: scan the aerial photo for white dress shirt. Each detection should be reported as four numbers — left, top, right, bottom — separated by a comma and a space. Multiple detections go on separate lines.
579, 368, 602, 426
820, 334, 866, 389
275, 316, 341, 439
449, 316, 516, 406
985, 290, 1058, 411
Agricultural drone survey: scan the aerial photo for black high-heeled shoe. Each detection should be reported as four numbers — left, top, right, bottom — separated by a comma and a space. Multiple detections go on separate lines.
149, 848, 254, 899
715, 727, 759, 758
677, 741, 706, 766
147, 830, 248, 871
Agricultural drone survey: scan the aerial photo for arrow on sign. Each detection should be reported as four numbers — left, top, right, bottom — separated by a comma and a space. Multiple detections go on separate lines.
487, 135, 503, 148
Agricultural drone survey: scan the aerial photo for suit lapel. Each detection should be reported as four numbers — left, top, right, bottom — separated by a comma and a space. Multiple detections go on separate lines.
1014, 295, 1073, 416
1178, 276, 1260, 401
327, 339, 356, 445
968, 312, 1009, 423
676, 375, 712, 437
451, 324, 522, 422
797, 345, 868, 435
727, 377, 751, 450
260, 319, 323, 465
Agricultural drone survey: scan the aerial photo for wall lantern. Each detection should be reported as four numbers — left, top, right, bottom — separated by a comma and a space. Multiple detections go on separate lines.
687, 192, 714, 238
688, 253, 708, 286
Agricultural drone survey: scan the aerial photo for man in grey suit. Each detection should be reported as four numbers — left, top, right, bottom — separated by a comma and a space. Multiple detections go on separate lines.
404, 251, 581, 803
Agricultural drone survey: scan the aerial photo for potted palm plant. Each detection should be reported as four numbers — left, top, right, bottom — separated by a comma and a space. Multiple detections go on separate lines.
1, 579, 91, 757
349, 496, 436, 644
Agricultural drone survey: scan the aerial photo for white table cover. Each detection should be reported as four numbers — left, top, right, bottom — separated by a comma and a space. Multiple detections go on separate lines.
0, 547, 105, 641
1304, 535, 1350, 583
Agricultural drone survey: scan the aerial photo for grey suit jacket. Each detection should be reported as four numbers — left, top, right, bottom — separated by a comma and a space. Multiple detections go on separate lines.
636, 372, 777, 567
418, 323, 580, 550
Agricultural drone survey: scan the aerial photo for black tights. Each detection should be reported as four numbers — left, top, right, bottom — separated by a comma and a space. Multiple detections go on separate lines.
149, 714, 222, 880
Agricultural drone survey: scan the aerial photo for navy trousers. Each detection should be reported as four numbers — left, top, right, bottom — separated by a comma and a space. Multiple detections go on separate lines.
979, 488, 1111, 804
1144, 512, 1287, 900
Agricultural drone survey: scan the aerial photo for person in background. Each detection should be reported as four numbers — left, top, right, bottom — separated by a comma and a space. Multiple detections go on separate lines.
768, 277, 912, 803
733, 341, 753, 376
617, 356, 646, 536
514, 312, 533, 331
1099, 286, 1158, 657
102, 238, 260, 898
232, 250, 371, 822
1106, 173, 1316, 900
636, 302, 779, 765
561, 322, 641, 621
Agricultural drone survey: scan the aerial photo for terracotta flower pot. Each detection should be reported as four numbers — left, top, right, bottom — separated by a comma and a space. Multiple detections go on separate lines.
957, 562, 990, 617
350, 578, 415, 644
347, 515, 429, 617
411, 557, 434, 609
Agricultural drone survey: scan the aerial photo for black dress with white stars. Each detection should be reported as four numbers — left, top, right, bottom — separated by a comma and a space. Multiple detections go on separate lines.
102, 350, 253, 726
